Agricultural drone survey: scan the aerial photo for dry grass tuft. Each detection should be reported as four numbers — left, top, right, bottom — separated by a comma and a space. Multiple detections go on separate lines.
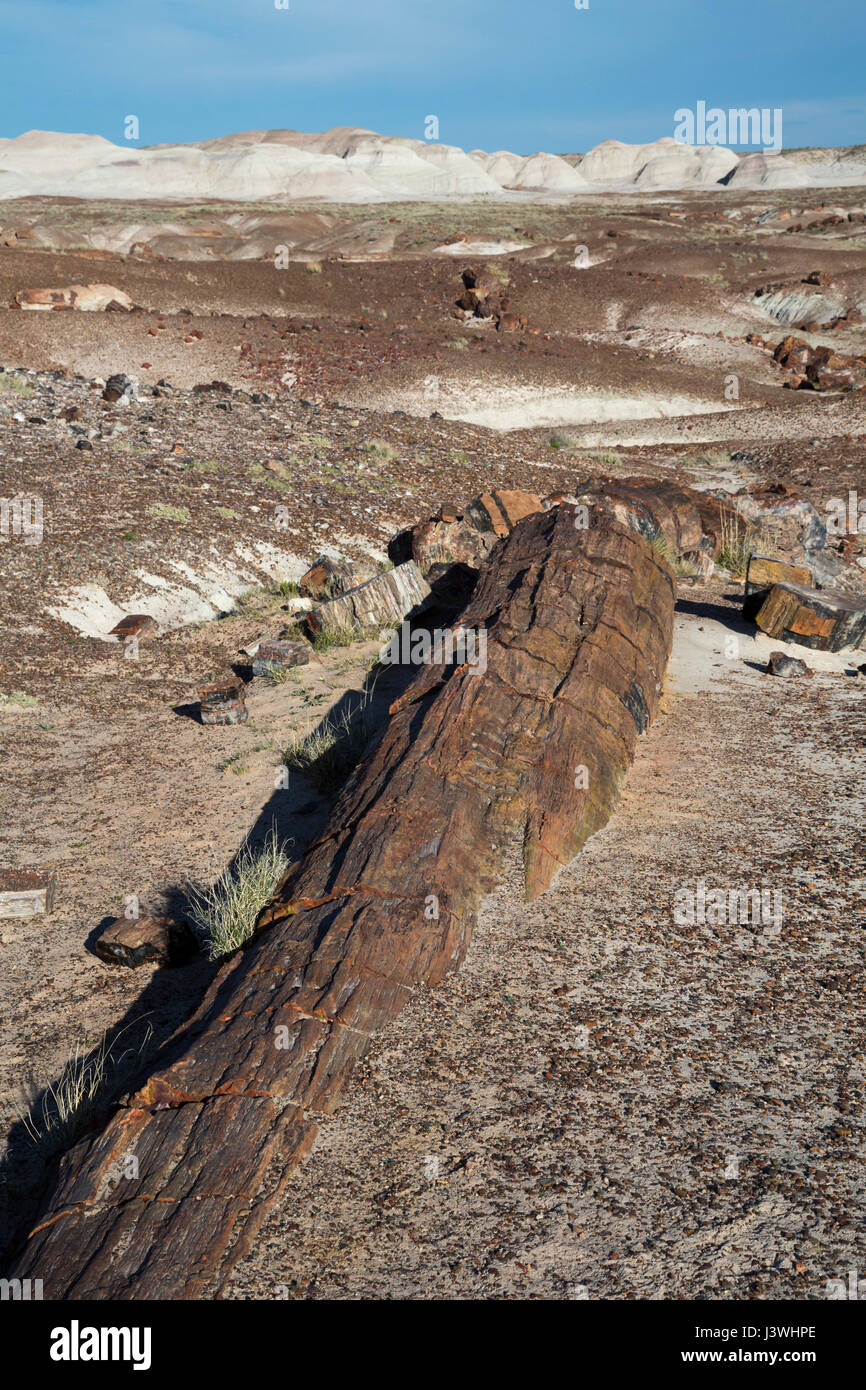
186, 828, 290, 960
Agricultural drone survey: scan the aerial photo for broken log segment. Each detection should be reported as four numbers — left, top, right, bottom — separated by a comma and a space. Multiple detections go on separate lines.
755, 581, 866, 651
0, 867, 55, 919
8, 506, 674, 1298
250, 640, 310, 677
198, 678, 248, 725
574, 476, 740, 561
743, 555, 814, 621
304, 559, 430, 638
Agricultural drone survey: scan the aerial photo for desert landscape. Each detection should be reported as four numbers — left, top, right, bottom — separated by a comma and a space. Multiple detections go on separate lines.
0, 10, 864, 1338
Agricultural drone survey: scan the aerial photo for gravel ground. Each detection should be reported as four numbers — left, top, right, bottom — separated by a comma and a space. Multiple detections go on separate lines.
225, 600, 866, 1300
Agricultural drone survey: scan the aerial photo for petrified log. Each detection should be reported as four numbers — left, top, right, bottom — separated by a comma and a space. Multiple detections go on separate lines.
15, 285, 134, 312
574, 476, 740, 561
8, 506, 674, 1298
744, 555, 813, 621
304, 560, 430, 638
755, 582, 866, 651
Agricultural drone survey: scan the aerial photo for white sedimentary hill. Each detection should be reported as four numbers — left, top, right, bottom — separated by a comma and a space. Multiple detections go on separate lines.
723, 151, 816, 188
0, 126, 864, 201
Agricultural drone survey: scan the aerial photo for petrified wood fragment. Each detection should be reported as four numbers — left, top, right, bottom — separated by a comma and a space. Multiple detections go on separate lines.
198, 678, 248, 725
93, 916, 197, 969
298, 556, 359, 601
304, 560, 430, 638
574, 476, 740, 561
409, 489, 544, 575
0, 867, 55, 920
108, 614, 158, 642
250, 640, 310, 677
755, 582, 866, 651
8, 506, 673, 1299
744, 555, 814, 621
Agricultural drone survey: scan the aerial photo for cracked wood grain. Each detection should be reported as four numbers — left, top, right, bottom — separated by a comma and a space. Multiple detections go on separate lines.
8, 504, 674, 1299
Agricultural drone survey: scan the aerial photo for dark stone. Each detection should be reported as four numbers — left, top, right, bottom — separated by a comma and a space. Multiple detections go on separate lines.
93, 915, 197, 968
251, 640, 311, 676
766, 651, 814, 679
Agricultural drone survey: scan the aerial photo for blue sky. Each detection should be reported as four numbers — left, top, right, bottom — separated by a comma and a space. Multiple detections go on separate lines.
1, 0, 864, 152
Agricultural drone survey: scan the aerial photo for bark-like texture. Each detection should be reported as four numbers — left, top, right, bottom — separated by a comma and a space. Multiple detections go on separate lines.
304, 559, 430, 637
574, 475, 740, 560
9, 505, 674, 1299
756, 581, 866, 651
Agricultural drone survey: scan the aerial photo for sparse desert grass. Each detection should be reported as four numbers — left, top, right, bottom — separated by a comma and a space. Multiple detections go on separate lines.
488, 263, 511, 285
362, 438, 397, 460
17, 1021, 153, 1154
647, 530, 696, 577
0, 690, 37, 708
282, 697, 374, 796
248, 463, 293, 490
548, 429, 580, 450
310, 624, 358, 653
305, 260, 323, 274
217, 506, 240, 520
232, 579, 299, 615
0, 370, 34, 396
264, 664, 301, 686
148, 502, 190, 523
186, 827, 289, 960
716, 509, 773, 577
586, 449, 622, 468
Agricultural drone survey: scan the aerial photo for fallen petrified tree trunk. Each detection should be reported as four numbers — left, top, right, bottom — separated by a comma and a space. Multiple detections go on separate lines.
9, 505, 674, 1299
573, 476, 740, 562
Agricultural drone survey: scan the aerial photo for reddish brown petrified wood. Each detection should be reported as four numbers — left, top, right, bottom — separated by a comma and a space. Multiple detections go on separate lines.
9, 505, 674, 1299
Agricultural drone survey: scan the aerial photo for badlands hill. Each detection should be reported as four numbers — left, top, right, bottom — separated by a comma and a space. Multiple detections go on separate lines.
0, 127, 865, 202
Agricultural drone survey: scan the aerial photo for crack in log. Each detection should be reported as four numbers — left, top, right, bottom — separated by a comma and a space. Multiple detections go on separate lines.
7, 507, 674, 1299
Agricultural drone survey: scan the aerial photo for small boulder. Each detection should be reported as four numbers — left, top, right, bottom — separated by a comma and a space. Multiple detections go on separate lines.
93, 915, 197, 968
251, 639, 310, 676
766, 651, 813, 679
199, 678, 248, 724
